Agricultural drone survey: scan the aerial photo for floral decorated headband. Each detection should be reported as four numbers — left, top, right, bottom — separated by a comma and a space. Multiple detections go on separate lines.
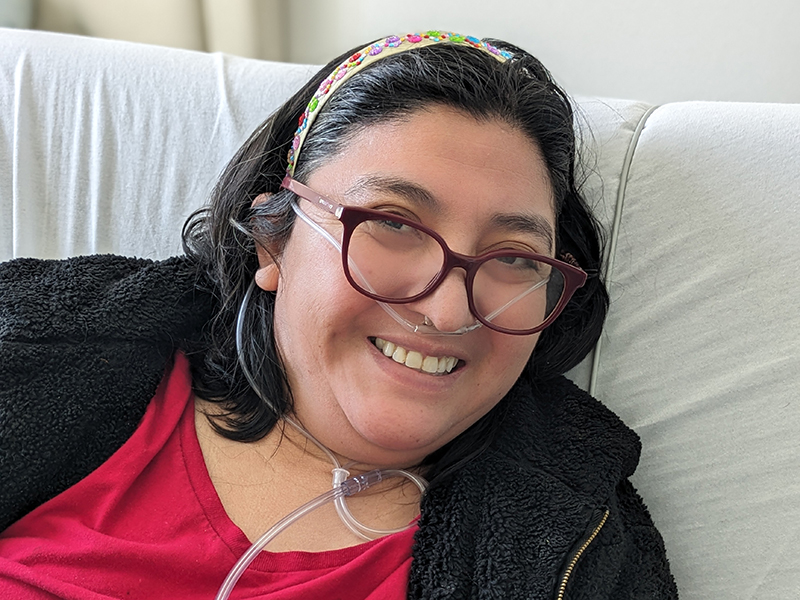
285, 31, 514, 176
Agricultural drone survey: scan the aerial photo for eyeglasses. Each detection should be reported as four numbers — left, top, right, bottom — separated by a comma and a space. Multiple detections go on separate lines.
281, 176, 587, 336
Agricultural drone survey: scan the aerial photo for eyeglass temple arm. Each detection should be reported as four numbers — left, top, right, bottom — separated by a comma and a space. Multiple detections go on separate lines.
282, 176, 344, 219
290, 202, 406, 300
481, 277, 550, 323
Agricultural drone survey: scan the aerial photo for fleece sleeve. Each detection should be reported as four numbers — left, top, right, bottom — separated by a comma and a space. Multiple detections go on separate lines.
0, 255, 212, 532
564, 478, 679, 599
611, 479, 679, 598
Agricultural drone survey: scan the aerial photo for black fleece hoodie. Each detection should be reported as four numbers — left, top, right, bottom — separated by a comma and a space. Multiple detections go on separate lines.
0, 255, 678, 599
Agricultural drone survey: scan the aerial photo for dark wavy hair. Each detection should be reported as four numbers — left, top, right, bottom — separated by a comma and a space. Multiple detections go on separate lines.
182, 37, 609, 483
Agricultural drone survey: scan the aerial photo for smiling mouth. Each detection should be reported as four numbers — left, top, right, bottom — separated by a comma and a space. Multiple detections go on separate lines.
371, 337, 460, 375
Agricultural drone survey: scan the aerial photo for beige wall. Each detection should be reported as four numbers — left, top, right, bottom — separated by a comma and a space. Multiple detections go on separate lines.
29, 0, 799, 103
35, 0, 206, 49
284, 0, 799, 104
33, 0, 286, 59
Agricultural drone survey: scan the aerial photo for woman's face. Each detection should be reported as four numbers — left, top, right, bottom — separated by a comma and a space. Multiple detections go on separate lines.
259, 106, 556, 468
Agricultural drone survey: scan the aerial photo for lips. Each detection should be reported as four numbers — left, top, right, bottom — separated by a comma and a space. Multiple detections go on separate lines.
372, 337, 459, 375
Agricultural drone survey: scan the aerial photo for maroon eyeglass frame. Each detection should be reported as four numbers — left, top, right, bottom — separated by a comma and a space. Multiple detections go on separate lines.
281, 175, 588, 335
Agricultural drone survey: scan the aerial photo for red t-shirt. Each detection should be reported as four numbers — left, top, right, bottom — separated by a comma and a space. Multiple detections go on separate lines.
0, 353, 416, 599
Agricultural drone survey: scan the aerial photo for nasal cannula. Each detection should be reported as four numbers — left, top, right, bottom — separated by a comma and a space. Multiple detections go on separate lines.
215, 283, 428, 599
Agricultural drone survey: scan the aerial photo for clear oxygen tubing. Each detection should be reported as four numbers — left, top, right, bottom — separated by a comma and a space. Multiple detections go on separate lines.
234, 280, 428, 540
214, 469, 416, 600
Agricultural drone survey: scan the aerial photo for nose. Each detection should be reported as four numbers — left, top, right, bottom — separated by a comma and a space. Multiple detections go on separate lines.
408, 267, 476, 334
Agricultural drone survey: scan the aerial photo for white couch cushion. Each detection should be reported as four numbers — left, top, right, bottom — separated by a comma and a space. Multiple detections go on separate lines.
594, 101, 800, 599
0, 28, 316, 261
567, 96, 656, 389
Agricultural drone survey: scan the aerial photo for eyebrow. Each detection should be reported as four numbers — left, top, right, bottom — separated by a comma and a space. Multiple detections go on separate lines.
491, 213, 555, 253
346, 174, 554, 252
346, 175, 441, 213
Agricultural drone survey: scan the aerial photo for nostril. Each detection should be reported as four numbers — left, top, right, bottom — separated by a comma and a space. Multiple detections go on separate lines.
412, 273, 474, 333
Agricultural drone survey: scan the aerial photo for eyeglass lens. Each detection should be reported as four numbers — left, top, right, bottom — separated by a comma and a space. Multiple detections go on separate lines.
345, 215, 565, 333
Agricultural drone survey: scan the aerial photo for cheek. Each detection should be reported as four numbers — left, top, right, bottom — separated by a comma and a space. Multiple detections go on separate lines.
271, 237, 331, 355
487, 333, 539, 390
271, 230, 374, 358
275, 228, 341, 310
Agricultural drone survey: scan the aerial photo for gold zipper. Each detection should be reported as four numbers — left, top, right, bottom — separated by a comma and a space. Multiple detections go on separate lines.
555, 508, 610, 600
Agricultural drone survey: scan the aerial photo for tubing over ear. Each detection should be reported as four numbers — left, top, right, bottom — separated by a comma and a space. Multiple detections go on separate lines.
251, 193, 280, 292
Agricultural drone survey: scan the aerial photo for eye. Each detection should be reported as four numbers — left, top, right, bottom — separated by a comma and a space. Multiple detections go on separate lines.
352, 213, 432, 252
376, 217, 415, 233
368, 203, 423, 225
494, 255, 542, 271
480, 253, 552, 285
481, 234, 551, 258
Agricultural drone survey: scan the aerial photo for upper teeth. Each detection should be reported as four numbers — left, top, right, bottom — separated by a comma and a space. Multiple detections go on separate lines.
374, 338, 458, 374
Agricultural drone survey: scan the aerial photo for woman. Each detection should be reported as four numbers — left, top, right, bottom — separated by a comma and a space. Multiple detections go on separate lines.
0, 32, 678, 598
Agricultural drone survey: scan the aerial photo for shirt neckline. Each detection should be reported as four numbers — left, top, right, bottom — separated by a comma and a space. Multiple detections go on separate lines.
178, 375, 413, 572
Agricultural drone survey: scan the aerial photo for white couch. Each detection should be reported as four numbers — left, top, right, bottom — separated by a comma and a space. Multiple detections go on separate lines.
2, 28, 799, 599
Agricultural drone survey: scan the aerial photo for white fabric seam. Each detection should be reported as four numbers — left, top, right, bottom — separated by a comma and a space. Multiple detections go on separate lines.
588, 104, 661, 397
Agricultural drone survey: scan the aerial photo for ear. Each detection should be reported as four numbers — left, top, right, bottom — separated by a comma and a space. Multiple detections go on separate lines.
251, 193, 269, 207
252, 193, 280, 292
255, 259, 279, 292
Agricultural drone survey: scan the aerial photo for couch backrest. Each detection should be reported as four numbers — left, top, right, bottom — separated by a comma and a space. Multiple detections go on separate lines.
582, 99, 800, 599
2, 27, 799, 599
0, 27, 317, 261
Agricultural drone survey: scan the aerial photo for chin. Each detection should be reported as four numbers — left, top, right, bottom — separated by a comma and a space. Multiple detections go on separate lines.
343, 419, 455, 467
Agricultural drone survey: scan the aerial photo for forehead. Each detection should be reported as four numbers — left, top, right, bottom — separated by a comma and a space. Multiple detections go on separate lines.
307, 106, 556, 227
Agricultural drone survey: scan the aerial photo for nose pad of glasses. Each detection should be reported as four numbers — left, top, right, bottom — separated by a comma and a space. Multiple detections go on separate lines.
377, 301, 481, 336
401, 271, 480, 335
